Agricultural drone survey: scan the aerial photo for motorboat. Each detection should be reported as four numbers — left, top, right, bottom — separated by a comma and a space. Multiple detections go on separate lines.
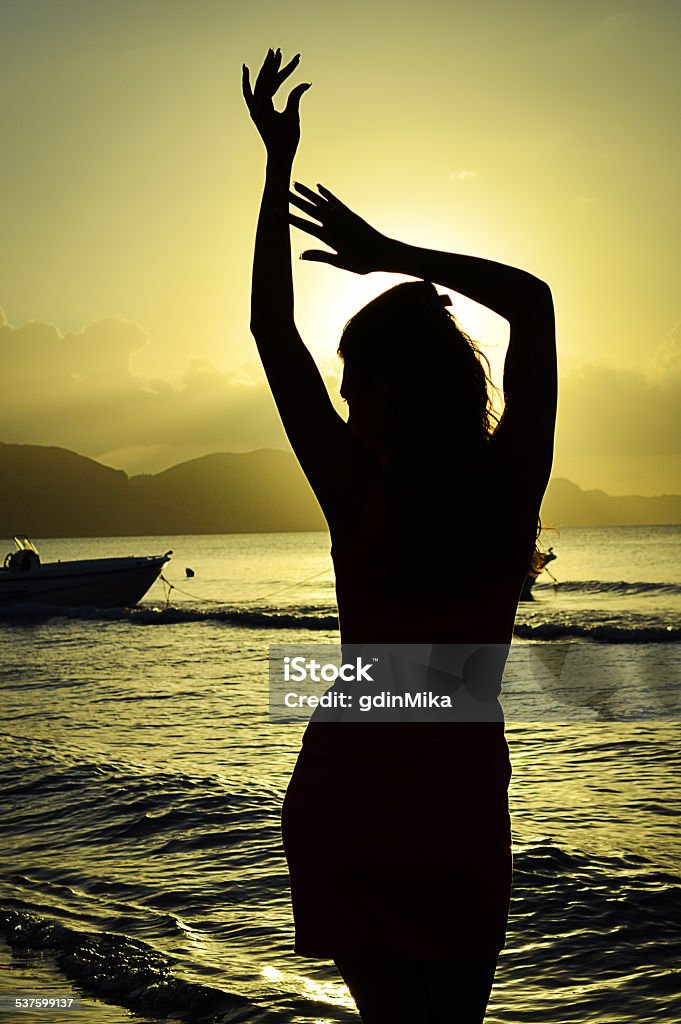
0, 536, 172, 608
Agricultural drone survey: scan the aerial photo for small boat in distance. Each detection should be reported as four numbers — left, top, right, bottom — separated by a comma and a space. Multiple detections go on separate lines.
0, 536, 172, 608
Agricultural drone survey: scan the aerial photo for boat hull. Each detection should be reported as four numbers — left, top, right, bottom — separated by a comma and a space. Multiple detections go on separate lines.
0, 554, 171, 608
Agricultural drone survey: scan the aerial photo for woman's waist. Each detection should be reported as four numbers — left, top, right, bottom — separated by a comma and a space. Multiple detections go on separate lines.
335, 594, 518, 645
298, 720, 511, 767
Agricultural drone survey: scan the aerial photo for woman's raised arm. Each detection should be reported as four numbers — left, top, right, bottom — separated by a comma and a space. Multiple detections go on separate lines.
242, 53, 354, 515
287, 182, 557, 500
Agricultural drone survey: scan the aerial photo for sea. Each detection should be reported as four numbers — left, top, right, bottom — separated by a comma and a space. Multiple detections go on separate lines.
0, 525, 680, 1023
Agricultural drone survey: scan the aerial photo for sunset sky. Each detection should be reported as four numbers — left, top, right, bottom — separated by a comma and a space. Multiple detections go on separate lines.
1, 0, 679, 494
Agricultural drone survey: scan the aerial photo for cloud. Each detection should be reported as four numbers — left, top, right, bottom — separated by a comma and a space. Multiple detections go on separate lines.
557, 350, 681, 458
0, 311, 290, 463
450, 169, 478, 181
649, 323, 681, 382
0, 314, 148, 397
2, 309, 680, 478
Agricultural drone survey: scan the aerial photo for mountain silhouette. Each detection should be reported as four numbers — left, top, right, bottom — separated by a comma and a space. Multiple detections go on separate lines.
1, 443, 679, 537
0, 444, 325, 537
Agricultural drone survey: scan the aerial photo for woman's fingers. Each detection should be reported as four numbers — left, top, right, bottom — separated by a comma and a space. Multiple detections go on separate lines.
284, 81, 311, 116
276, 52, 301, 86
293, 181, 325, 205
254, 48, 278, 96
242, 65, 254, 108
253, 49, 302, 99
294, 182, 348, 217
316, 185, 355, 218
287, 213, 327, 241
288, 192, 323, 221
316, 183, 345, 207
300, 249, 344, 268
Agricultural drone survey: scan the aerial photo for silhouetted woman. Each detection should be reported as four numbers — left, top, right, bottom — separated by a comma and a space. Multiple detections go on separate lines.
243, 49, 556, 1024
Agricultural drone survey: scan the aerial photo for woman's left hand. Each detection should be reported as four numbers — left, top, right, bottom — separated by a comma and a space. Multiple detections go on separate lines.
242, 48, 310, 165
288, 183, 391, 275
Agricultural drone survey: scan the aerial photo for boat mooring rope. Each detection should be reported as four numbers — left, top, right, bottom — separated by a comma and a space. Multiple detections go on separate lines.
158, 566, 334, 609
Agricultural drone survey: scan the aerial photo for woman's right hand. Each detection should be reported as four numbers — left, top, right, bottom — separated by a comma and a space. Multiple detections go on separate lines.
242, 49, 310, 166
287, 183, 391, 275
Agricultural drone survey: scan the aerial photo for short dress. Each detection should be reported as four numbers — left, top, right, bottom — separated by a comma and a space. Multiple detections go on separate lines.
281, 471, 529, 961
282, 718, 513, 959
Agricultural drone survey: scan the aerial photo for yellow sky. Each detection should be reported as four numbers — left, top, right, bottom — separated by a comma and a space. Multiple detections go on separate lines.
1, 0, 679, 493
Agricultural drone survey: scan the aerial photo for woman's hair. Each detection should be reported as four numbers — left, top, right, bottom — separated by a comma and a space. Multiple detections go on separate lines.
338, 280, 499, 461
338, 280, 506, 590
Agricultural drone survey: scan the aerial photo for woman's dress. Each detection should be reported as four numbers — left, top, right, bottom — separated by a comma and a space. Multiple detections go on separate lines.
281, 456, 534, 959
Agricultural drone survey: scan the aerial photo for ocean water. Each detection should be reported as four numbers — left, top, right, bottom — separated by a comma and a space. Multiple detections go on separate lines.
0, 526, 680, 1023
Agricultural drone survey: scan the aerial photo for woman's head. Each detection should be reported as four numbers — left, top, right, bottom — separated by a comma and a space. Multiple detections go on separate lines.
338, 280, 496, 465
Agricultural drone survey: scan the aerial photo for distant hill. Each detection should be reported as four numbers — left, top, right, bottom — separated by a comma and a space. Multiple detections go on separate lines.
1, 443, 130, 538
127, 450, 326, 534
540, 476, 681, 528
0, 444, 325, 537
1, 443, 680, 537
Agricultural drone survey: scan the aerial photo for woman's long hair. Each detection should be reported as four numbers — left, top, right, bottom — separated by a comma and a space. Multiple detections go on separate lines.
338, 281, 500, 592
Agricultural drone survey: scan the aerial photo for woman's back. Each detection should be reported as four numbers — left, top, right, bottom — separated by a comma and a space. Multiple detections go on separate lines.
328, 434, 538, 645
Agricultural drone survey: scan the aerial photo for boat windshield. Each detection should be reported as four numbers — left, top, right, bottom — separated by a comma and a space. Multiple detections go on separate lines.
14, 535, 41, 556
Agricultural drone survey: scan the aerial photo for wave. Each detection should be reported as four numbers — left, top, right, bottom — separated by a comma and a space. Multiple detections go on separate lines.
2, 838, 680, 1023
506, 839, 681, 997
534, 579, 681, 596
0, 601, 340, 630
2, 580, 680, 646
0, 909, 273, 1023
0, 749, 279, 838
1, 599, 679, 641
514, 622, 681, 642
